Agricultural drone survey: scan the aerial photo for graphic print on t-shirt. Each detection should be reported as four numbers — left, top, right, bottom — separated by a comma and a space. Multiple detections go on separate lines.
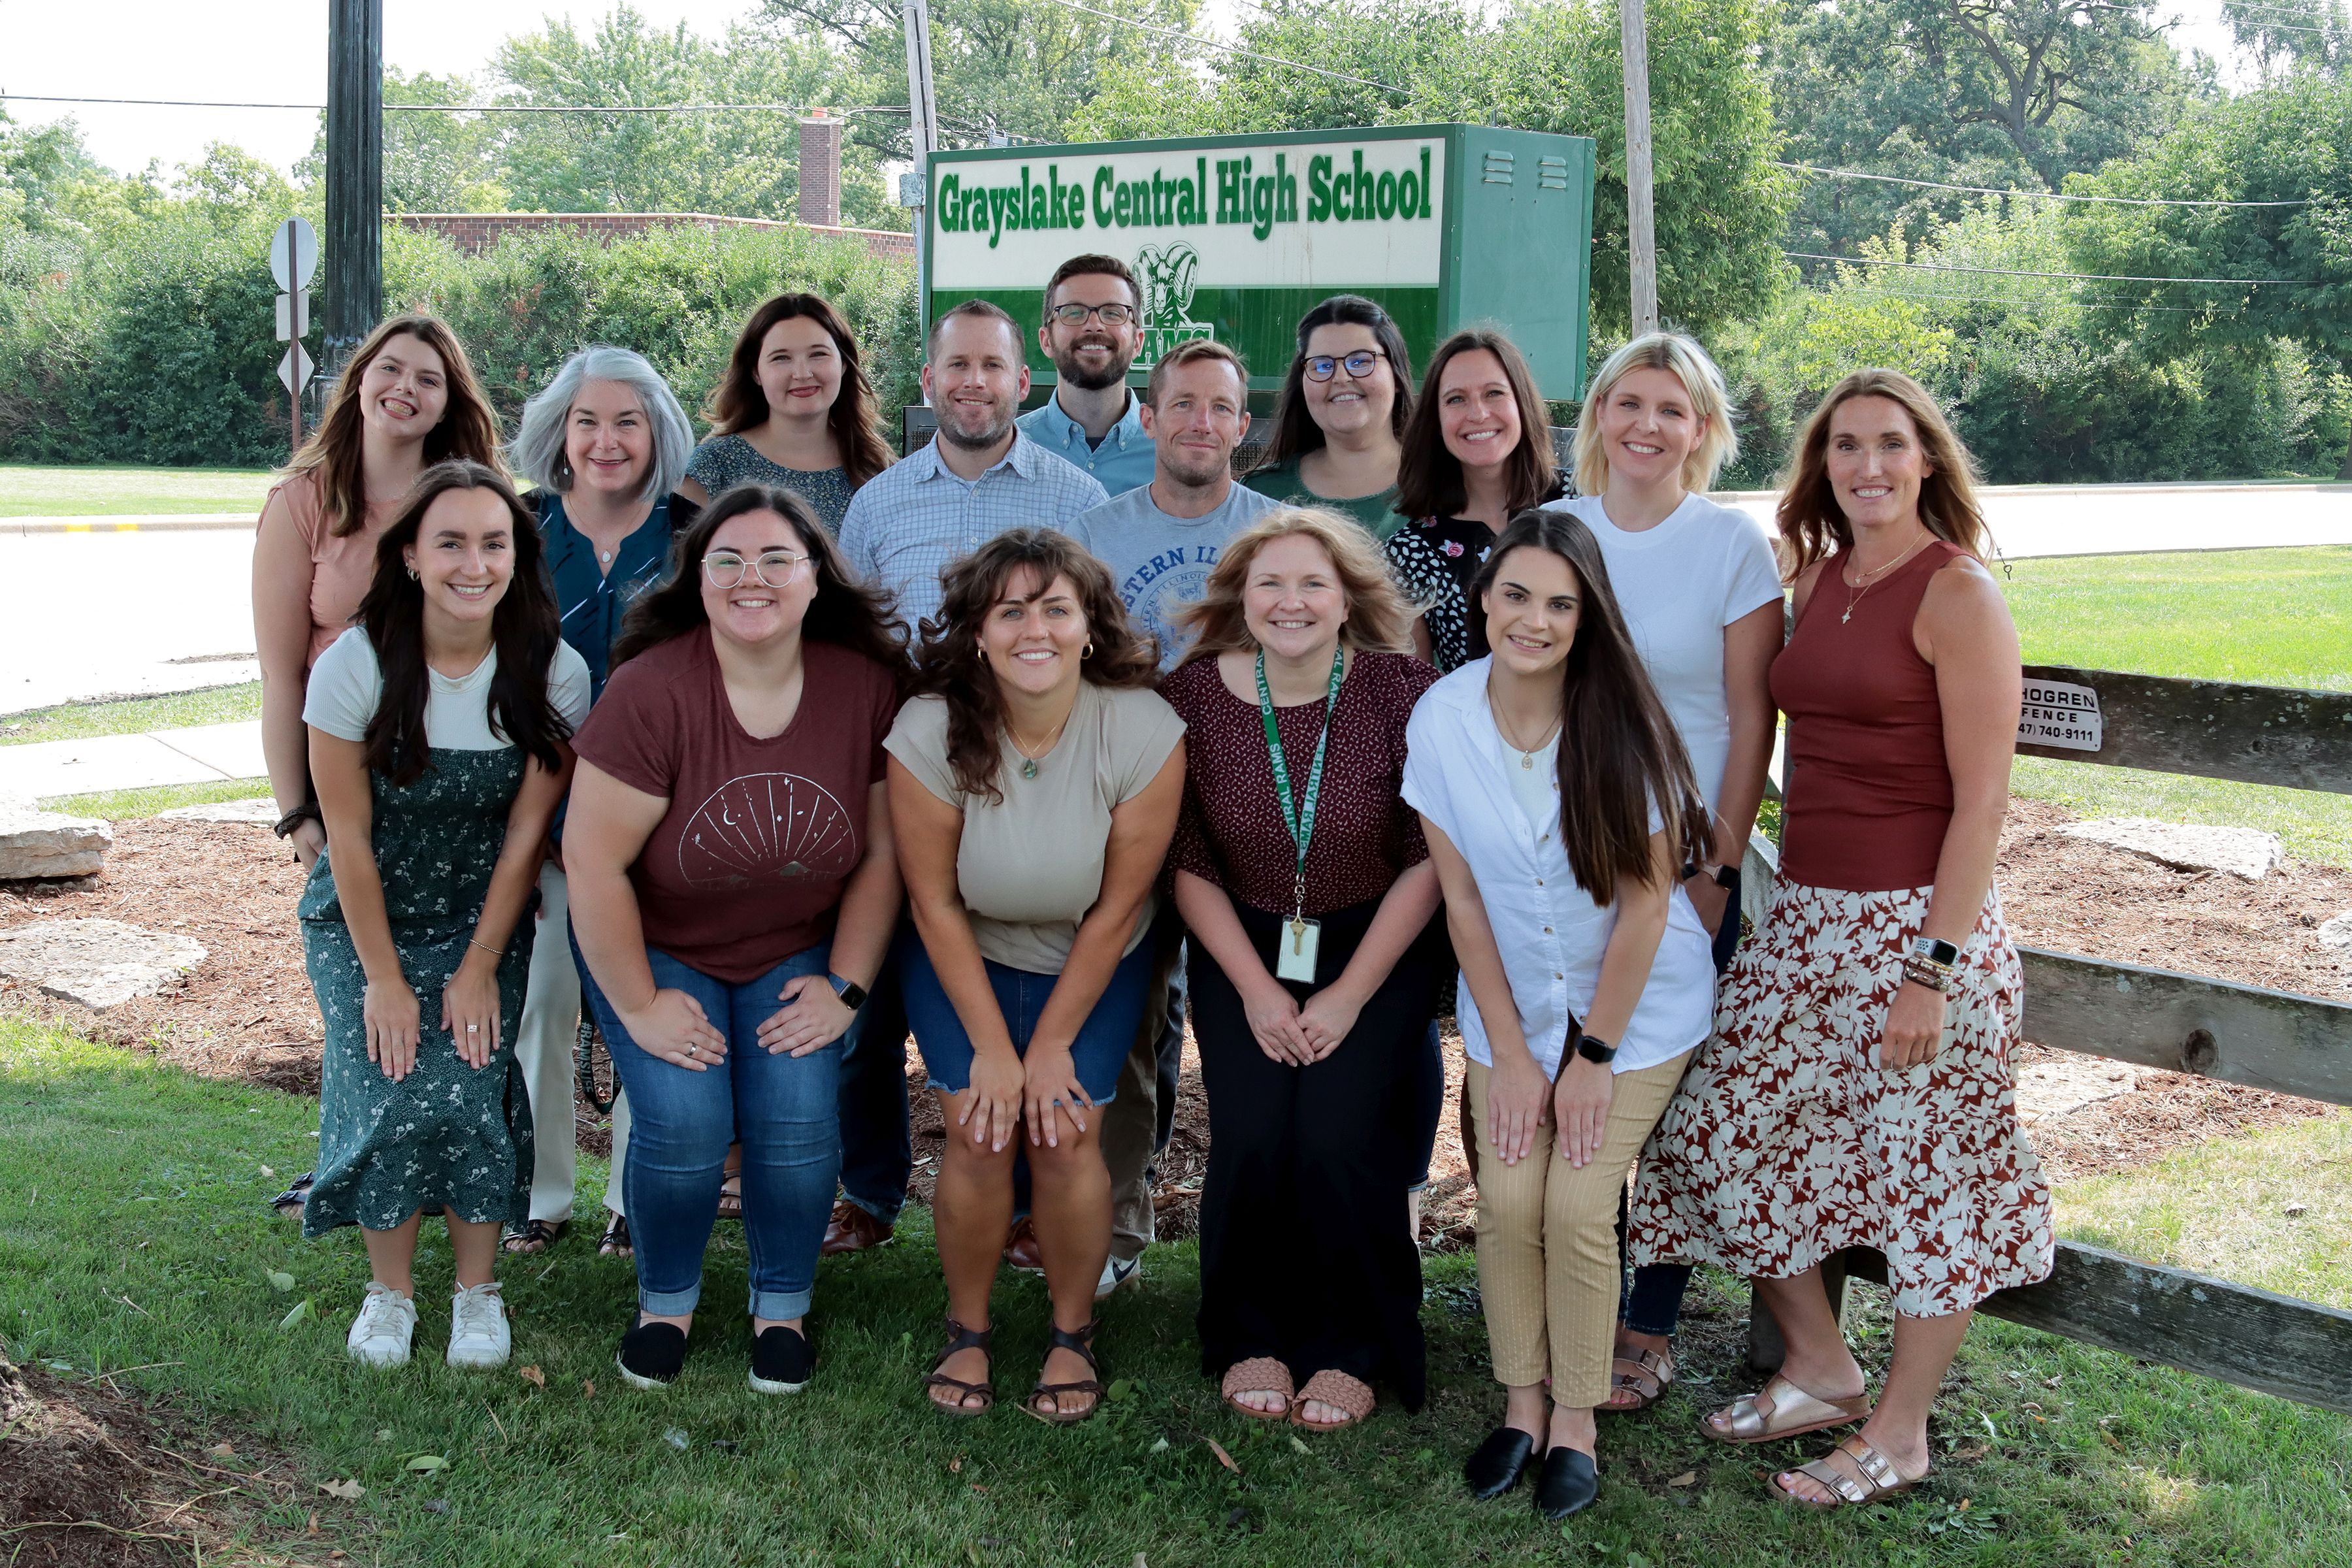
1120, 542, 1221, 662
679, 772, 858, 890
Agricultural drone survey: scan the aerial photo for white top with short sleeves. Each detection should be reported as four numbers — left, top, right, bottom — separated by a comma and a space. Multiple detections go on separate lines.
304, 626, 591, 749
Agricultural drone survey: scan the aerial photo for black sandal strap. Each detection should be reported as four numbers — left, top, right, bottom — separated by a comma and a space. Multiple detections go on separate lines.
930, 1318, 994, 1371
1045, 1320, 1100, 1373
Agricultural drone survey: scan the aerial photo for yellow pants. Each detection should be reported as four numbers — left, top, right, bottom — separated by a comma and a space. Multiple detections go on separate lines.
1466, 1051, 1691, 1407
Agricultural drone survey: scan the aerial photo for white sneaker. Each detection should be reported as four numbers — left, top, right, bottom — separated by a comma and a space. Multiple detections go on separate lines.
346, 1282, 417, 1367
446, 1281, 512, 1369
1096, 1254, 1141, 1301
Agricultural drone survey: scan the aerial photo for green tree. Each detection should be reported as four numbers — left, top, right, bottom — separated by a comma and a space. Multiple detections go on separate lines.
379, 70, 507, 214
2221, 0, 2349, 75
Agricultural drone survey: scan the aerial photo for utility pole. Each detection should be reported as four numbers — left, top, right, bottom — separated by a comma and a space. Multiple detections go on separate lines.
902, 0, 941, 323
1619, 0, 1659, 337
323, 0, 384, 382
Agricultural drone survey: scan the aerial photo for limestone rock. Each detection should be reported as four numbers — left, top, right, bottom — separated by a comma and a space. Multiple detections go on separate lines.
2015, 1056, 2147, 1125
0, 918, 206, 1009
2056, 817, 2283, 880
158, 797, 279, 826
0, 804, 111, 879
2321, 911, 2352, 966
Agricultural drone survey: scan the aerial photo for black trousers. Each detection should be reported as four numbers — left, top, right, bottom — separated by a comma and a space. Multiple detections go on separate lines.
1190, 896, 1442, 1409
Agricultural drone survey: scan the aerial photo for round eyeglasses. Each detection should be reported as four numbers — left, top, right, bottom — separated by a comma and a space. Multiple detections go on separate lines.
702, 549, 807, 590
1303, 350, 1388, 383
1049, 302, 1136, 327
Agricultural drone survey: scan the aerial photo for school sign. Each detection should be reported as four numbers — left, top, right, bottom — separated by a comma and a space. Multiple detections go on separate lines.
923, 123, 1597, 399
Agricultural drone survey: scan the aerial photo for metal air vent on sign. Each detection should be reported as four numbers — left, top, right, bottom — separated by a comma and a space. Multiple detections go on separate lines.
1482, 150, 1515, 185
1537, 157, 1570, 189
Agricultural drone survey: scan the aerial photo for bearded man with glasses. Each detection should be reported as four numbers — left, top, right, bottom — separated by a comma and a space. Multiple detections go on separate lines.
1015, 254, 1159, 498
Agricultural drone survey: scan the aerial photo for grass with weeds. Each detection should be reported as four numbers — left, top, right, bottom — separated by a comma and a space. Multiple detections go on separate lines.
1, 463, 277, 517
37, 777, 272, 820
5, 1017, 2347, 1567
1, 681, 262, 747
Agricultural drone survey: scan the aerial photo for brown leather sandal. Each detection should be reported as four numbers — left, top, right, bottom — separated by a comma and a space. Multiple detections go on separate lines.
1289, 1369, 1375, 1433
1601, 1345, 1675, 1414
925, 1319, 996, 1417
1772, 1434, 1925, 1508
1704, 1374, 1870, 1444
1022, 1321, 1104, 1426
1220, 1357, 1294, 1422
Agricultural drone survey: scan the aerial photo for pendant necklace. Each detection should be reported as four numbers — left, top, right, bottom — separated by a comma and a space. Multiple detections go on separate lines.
1840, 531, 1932, 623
1488, 679, 1563, 770
1006, 708, 1072, 780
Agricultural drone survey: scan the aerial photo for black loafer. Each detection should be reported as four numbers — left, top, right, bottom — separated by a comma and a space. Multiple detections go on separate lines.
1464, 1426, 1541, 1499
616, 1321, 687, 1389
1534, 1445, 1599, 1520
749, 1324, 814, 1395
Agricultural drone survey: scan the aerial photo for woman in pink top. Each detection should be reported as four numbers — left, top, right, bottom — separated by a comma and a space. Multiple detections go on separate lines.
253, 314, 504, 870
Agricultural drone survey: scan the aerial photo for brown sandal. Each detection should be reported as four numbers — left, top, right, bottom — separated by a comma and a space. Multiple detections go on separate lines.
1022, 1321, 1104, 1426
715, 1175, 743, 1221
1289, 1369, 1374, 1433
1602, 1345, 1674, 1414
1220, 1357, 1294, 1422
925, 1319, 996, 1417
1704, 1374, 1870, 1444
1772, 1434, 1924, 1508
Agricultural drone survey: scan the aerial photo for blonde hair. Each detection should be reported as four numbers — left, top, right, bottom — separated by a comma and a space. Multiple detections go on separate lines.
1572, 332, 1738, 497
1777, 368, 1991, 581
1174, 507, 1418, 666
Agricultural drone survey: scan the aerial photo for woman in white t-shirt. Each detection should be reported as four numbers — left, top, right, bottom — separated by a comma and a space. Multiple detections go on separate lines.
1546, 333, 1784, 1414
1404, 509, 1716, 1521
298, 460, 589, 1375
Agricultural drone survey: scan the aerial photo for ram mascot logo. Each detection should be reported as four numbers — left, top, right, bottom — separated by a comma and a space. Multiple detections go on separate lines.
1132, 241, 1215, 366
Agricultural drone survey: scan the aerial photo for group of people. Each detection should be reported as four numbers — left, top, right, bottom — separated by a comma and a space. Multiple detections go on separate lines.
254, 248, 2050, 1520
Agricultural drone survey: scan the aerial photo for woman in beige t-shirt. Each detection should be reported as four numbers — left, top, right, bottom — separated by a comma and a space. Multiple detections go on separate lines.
887, 529, 1185, 1428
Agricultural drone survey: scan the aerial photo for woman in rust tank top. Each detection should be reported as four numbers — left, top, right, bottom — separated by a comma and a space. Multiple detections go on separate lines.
1628, 370, 2052, 1509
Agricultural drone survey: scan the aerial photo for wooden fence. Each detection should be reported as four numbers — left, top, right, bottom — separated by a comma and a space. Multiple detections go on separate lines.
1738, 664, 2352, 1414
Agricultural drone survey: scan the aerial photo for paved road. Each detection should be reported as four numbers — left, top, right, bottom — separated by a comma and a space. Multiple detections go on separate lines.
3, 482, 2345, 715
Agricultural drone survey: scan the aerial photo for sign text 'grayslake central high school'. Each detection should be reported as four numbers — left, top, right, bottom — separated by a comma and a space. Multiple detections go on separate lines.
923, 123, 1598, 399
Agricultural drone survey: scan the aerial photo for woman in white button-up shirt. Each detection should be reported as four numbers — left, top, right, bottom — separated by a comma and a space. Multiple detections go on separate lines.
1403, 509, 1715, 1521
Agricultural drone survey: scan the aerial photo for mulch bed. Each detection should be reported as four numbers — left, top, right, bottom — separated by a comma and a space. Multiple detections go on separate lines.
3, 802, 2347, 1228
0, 1348, 329, 1567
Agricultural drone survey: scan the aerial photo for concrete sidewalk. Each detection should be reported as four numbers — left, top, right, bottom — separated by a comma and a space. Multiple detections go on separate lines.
6, 513, 255, 534
0, 721, 267, 803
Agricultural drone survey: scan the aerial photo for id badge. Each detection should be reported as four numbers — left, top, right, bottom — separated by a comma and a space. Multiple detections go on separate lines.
1276, 917, 1322, 983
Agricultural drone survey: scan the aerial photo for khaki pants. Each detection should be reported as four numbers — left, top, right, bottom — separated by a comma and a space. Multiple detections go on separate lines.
1465, 1051, 1690, 1407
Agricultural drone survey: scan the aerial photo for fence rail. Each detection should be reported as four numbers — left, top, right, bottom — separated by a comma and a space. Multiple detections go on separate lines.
1740, 664, 2352, 1414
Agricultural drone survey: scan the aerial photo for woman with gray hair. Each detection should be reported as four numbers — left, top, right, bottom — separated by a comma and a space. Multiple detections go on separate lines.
506, 344, 703, 1260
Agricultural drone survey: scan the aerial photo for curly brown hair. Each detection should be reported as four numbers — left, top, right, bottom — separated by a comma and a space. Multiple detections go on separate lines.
909, 529, 1159, 804
702, 293, 894, 492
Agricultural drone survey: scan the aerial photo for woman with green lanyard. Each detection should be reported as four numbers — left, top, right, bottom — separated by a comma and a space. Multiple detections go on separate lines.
1163, 509, 1444, 1431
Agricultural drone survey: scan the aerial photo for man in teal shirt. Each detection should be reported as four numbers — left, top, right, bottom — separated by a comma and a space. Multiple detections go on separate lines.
1015, 253, 1158, 497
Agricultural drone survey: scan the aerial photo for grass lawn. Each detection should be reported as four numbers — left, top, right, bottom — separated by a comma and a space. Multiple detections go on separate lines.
35, 777, 273, 819
5, 1019, 2348, 1568
1997, 546, 2352, 867
1, 463, 278, 517
0, 681, 263, 746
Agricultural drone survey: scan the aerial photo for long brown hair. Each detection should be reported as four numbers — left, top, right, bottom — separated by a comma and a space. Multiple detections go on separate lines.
1396, 328, 1556, 521
1467, 510, 1712, 907
703, 293, 894, 492
1252, 294, 1415, 470
910, 530, 1159, 805
355, 460, 568, 787
610, 483, 907, 674
1777, 368, 1991, 582
1175, 507, 1418, 668
285, 315, 503, 538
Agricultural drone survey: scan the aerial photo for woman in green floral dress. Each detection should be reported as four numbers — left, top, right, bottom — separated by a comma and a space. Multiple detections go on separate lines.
300, 459, 589, 1371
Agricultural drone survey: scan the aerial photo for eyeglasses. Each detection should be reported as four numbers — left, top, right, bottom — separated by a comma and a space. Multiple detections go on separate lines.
1049, 302, 1136, 327
702, 550, 807, 589
1304, 350, 1388, 382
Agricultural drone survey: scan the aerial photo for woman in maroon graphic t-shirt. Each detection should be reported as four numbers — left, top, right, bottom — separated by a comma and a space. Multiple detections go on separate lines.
565, 483, 908, 1397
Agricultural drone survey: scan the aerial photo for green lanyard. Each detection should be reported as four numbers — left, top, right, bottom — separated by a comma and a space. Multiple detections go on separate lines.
1255, 647, 1345, 924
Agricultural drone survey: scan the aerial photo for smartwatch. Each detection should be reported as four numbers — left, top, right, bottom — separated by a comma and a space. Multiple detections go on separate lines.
1574, 1034, 1618, 1066
827, 974, 868, 1011
1908, 936, 1960, 969
1711, 863, 1739, 890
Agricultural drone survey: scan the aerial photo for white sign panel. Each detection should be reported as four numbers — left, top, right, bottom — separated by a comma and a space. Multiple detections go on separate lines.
270, 216, 319, 291
2020, 678, 2103, 752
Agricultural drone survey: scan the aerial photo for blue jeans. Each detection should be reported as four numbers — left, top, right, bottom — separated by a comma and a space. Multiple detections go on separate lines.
896, 928, 1152, 1105
578, 940, 851, 1322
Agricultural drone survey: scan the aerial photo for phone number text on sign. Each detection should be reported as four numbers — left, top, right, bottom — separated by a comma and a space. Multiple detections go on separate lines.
2020, 678, 2102, 752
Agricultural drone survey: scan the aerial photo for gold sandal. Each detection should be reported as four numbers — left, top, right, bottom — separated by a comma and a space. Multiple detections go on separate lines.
1289, 1369, 1375, 1433
1772, 1434, 1924, 1508
1601, 1345, 1674, 1414
1220, 1357, 1294, 1422
1703, 1374, 1870, 1444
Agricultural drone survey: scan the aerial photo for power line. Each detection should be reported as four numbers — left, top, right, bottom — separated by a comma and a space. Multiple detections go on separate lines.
1833, 287, 2220, 315
1016, 0, 1413, 95
0, 92, 908, 116
1774, 161, 2311, 208
1783, 251, 2322, 287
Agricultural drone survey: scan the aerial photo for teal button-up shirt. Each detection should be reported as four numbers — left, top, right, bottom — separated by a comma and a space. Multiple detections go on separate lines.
1016, 389, 1158, 500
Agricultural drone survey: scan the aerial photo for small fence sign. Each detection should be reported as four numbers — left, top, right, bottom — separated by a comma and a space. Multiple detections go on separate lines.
2020, 677, 2104, 752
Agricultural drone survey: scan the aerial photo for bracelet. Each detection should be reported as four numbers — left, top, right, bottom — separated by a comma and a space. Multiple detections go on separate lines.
271, 802, 321, 840
469, 938, 504, 960
1901, 956, 1951, 994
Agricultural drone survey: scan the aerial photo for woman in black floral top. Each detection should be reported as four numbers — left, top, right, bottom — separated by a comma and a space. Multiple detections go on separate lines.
1384, 330, 1563, 672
